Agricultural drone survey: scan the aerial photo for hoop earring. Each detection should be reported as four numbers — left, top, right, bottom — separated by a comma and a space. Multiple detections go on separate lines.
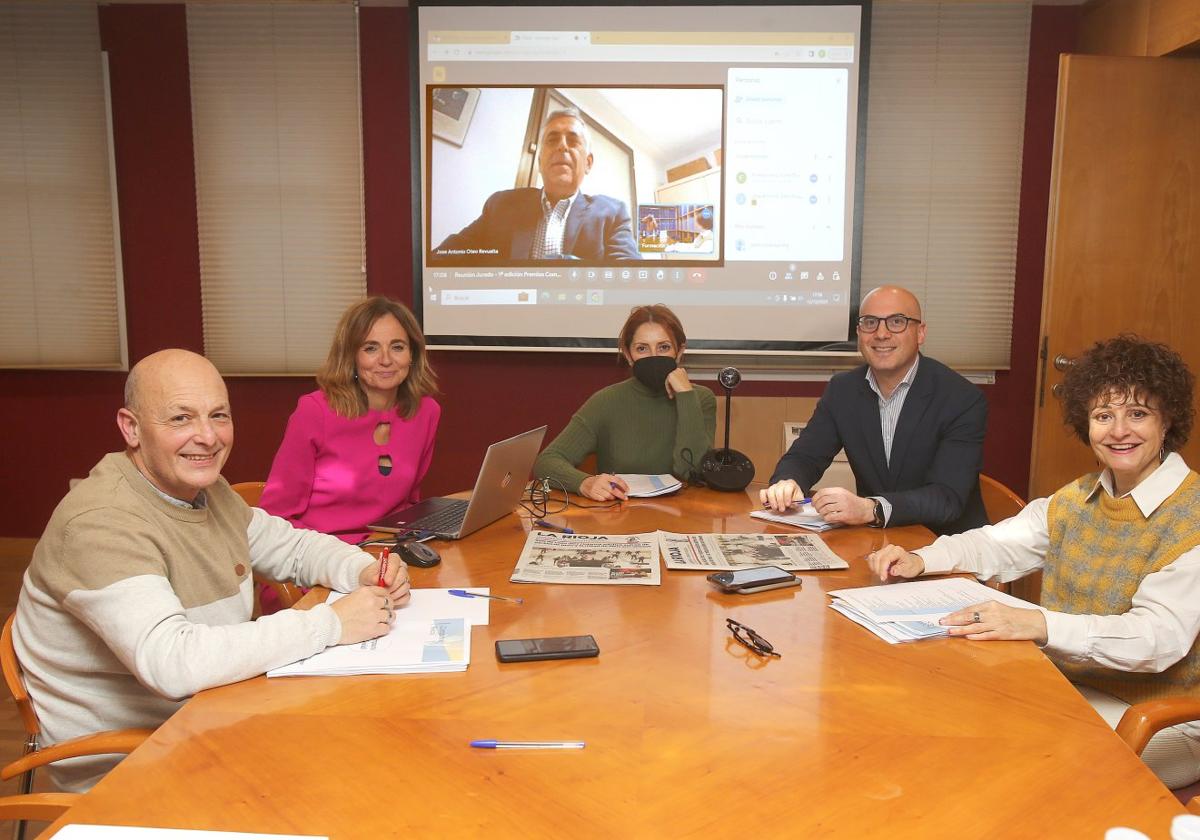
1160, 445, 1166, 462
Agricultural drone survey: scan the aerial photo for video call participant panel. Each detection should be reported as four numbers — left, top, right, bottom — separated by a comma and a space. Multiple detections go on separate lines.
426, 85, 724, 267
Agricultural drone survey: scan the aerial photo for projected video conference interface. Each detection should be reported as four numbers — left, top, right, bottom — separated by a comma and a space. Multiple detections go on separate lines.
415, 4, 864, 351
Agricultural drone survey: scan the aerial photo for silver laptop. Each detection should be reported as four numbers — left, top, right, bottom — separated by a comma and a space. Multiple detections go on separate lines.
368, 425, 547, 539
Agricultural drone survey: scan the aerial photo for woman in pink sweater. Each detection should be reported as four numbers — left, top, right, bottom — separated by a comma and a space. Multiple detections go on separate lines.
261, 297, 440, 544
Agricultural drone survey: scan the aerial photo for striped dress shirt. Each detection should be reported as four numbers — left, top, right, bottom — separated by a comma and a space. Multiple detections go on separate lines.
864, 355, 920, 524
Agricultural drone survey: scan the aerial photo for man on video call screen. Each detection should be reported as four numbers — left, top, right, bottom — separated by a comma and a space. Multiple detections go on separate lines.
432, 107, 641, 264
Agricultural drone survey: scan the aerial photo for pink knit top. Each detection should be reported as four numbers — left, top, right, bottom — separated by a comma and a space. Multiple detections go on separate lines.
260, 390, 440, 542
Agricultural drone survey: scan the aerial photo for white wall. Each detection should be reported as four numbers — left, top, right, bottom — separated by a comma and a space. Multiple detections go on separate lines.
429, 88, 533, 246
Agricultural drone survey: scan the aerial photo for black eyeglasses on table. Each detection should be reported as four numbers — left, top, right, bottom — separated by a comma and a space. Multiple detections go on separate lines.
726, 618, 781, 658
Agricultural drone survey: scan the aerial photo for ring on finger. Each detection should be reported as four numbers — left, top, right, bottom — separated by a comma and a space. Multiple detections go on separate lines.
972, 611, 981, 623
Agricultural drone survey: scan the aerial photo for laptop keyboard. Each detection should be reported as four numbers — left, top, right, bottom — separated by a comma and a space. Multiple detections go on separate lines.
403, 499, 469, 534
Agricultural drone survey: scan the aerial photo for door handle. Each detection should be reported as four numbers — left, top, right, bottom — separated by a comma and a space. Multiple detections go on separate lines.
1053, 354, 1076, 371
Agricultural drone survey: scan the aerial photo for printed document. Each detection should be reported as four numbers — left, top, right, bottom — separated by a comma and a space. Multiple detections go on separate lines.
267, 588, 483, 676
828, 577, 1036, 644
750, 504, 839, 532
658, 531, 847, 571
616, 473, 683, 497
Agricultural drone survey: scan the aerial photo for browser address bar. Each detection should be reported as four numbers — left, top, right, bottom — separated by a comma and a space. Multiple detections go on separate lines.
427, 43, 853, 63
426, 29, 854, 63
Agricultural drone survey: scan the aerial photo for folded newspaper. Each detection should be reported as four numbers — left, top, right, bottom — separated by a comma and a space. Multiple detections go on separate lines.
828, 577, 1035, 644
658, 531, 848, 571
510, 530, 661, 585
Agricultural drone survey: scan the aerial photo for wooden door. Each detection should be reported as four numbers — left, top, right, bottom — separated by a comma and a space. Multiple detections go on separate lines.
1031, 54, 1200, 499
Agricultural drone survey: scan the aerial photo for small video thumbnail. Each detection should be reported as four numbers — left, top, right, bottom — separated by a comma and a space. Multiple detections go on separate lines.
638, 203, 715, 255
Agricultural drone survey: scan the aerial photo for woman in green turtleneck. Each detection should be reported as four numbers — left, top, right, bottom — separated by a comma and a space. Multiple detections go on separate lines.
534, 304, 717, 501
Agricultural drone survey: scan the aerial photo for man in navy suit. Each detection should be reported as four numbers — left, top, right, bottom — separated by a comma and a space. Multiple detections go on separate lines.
760, 286, 988, 536
434, 108, 641, 262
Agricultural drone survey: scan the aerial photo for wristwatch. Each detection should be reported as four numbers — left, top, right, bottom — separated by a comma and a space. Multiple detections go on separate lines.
870, 499, 885, 528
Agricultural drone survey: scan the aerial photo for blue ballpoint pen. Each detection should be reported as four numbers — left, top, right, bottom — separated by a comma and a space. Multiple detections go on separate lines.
449, 589, 524, 604
761, 497, 813, 509
534, 519, 575, 534
470, 740, 585, 749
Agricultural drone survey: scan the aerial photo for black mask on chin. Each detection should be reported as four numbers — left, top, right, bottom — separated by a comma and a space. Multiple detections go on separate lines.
631, 355, 678, 392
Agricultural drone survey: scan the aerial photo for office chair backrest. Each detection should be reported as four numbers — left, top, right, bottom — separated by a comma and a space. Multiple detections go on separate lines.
1, 614, 40, 743
979, 473, 1026, 525
230, 480, 266, 507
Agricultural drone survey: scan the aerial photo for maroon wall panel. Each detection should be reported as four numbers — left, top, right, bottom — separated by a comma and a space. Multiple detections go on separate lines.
0, 371, 128, 535
0, 5, 1075, 537
977, 4, 1080, 499
100, 4, 203, 359
360, 7, 415, 305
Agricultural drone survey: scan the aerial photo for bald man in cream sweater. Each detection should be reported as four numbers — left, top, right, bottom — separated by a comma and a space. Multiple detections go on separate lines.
15, 349, 411, 791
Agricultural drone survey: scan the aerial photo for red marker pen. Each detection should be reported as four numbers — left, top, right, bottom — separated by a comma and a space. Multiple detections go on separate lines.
377, 546, 390, 588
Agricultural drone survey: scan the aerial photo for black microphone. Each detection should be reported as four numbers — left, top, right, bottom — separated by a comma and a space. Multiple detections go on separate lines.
700, 367, 756, 492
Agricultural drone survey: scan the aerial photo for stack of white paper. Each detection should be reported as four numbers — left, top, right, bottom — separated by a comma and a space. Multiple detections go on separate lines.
617, 473, 683, 497
750, 504, 840, 532
827, 577, 1034, 644
54, 828, 325, 839
267, 588, 489, 677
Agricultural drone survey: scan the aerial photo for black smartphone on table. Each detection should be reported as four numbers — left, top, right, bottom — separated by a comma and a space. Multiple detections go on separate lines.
495, 635, 600, 663
707, 566, 802, 594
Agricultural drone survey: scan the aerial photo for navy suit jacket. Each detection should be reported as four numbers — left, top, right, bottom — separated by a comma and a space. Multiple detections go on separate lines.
434, 188, 641, 262
770, 355, 989, 536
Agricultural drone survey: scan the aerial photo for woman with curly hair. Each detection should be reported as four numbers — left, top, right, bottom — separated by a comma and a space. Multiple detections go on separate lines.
868, 335, 1200, 786
261, 297, 439, 543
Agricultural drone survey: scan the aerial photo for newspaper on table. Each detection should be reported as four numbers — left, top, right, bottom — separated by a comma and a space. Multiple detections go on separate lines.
510, 530, 661, 585
658, 531, 848, 571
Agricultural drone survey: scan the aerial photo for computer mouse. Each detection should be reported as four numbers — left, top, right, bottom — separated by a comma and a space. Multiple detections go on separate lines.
394, 540, 441, 568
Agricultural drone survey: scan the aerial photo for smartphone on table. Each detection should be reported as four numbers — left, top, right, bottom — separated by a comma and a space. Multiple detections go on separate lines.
495, 635, 600, 663
706, 566, 801, 594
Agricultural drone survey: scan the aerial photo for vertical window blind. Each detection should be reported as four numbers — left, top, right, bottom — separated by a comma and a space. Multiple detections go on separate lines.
0, 2, 125, 369
188, 3, 365, 375
861, 3, 1031, 369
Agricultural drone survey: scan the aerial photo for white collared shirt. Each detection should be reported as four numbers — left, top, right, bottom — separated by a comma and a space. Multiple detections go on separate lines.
916, 452, 1200, 672
864, 355, 920, 524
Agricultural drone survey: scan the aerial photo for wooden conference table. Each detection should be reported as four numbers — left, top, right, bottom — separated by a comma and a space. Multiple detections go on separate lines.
44, 486, 1183, 838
